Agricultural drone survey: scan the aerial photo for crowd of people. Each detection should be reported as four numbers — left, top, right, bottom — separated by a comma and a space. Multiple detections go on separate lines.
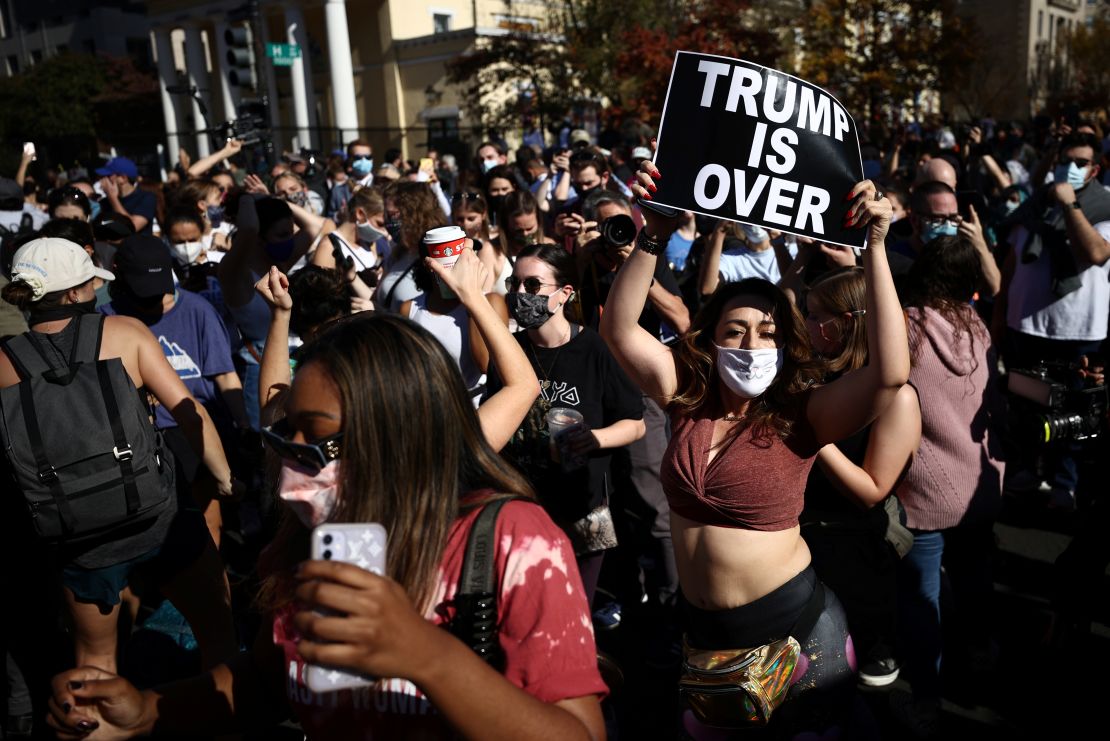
0, 109, 1107, 740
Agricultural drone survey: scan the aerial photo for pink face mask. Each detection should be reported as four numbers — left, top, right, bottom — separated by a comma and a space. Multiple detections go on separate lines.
279, 459, 340, 528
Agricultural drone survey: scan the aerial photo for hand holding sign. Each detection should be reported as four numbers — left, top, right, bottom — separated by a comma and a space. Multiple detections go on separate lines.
649, 51, 867, 248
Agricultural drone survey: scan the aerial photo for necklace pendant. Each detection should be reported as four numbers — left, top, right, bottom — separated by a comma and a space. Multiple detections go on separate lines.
540, 380, 551, 391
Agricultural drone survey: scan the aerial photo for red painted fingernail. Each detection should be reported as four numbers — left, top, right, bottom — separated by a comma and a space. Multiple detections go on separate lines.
654, 171, 662, 179
647, 183, 657, 193
643, 193, 653, 201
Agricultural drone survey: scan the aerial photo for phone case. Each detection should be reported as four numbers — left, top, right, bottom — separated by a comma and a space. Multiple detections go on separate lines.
305, 522, 388, 693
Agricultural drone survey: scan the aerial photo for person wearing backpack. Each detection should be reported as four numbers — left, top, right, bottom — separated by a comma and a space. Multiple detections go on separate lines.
0, 238, 239, 679
45, 259, 607, 741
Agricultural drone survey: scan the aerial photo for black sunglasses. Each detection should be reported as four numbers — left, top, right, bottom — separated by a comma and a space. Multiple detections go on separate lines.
1060, 156, 1092, 168
452, 191, 483, 205
262, 418, 342, 471
505, 276, 559, 294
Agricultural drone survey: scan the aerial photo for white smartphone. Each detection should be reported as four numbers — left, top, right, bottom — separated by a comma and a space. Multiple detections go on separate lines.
304, 522, 388, 693
22, 142, 35, 160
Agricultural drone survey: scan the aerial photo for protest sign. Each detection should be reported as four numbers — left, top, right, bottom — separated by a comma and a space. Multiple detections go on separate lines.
651, 51, 866, 249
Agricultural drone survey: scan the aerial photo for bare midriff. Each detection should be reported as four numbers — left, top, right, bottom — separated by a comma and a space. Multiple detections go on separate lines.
671, 510, 811, 610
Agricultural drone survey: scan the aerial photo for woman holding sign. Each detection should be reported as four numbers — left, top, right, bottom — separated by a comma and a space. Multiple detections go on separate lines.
601, 150, 909, 736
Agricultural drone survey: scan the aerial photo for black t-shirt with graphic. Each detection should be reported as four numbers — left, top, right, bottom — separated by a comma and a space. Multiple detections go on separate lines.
484, 325, 643, 533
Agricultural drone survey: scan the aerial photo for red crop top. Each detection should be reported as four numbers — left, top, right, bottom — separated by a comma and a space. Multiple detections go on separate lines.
661, 398, 821, 531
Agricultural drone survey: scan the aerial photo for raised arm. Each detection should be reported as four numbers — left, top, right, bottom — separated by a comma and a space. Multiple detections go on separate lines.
815, 383, 920, 509
805, 182, 910, 445
599, 152, 681, 408
958, 205, 1001, 297
426, 248, 539, 452
188, 139, 243, 178
1052, 180, 1110, 266
254, 267, 294, 427
698, 223, 727, 297
130, 318, 235, 497
218, 194, 260, 308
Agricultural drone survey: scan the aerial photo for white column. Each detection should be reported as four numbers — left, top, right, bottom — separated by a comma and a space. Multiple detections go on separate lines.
325, 0, 360, 143
213, 20, 239, 123
285, 5, 316, 150
152, 29, 182, 165
183, 23, 212, 158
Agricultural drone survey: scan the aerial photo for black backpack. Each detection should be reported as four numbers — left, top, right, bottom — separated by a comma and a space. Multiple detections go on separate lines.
0, 314, 172, 541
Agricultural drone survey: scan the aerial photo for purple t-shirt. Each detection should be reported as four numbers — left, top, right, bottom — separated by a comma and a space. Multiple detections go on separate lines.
101, 288, 236, 429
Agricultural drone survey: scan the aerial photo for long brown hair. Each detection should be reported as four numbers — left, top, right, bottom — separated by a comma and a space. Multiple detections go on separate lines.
807, 267, 868, 377
383, 181, 446, 255
257, 314, 534, 614
904, 234, 985, 367
670, 278, 823, 439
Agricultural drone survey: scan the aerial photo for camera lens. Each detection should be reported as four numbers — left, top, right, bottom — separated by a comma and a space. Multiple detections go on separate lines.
323, 549, 332, 560
323, 534, 333, 545
601, 214, 636, 248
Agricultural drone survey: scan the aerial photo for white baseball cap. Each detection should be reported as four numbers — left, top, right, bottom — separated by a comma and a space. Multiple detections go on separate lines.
11, 238, 114, 300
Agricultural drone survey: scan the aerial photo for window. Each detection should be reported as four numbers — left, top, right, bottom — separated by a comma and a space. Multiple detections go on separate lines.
428, 116, 460, 147
433, 13, 451, 34
1038, 10, 1043, 37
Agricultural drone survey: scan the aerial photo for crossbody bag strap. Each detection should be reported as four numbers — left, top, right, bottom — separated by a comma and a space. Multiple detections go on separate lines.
383, 258, 417, 311
455, 495, 527, 664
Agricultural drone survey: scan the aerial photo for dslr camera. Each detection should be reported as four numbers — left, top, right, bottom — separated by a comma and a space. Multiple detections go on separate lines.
599, 214, 637, 249
1008, 362, 1107, 445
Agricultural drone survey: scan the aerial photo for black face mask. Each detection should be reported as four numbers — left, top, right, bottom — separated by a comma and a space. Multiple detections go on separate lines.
488, 194, 507, 214
385, 219, 403, 243
28, 299, 97, 325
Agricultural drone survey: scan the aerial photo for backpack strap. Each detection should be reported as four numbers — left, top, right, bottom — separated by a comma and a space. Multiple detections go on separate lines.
2, 334, 53, 379
18, 381, 75, 534
453, 496, 527, 664
76, 314, 105, 363
95, 359, 141, 517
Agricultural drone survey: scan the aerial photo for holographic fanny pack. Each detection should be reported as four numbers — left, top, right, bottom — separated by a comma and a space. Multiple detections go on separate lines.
678, 583, 825, 727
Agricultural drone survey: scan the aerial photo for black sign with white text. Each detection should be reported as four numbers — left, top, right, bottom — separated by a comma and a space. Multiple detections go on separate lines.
652, 51, 866, 249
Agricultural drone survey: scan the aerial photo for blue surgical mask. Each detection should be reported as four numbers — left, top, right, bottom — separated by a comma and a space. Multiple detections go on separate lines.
351, 157, 373, 177
481, 158, 500, 173
1003, 199, 1020, 215
89, 200, 101, 221
206, 204, 225, 228
1054, 162, 1089, 190
919, 219, 958, 244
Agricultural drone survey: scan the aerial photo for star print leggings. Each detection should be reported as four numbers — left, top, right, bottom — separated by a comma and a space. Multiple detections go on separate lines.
678, 566, 870, 740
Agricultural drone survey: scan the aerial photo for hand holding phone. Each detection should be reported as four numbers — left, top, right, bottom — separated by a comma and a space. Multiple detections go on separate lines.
304, 523, 387, 692
22, 142, 35, 161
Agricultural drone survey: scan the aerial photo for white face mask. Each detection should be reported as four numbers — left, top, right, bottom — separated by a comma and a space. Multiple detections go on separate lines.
481, 157, 500, 173
169, 240, 205, 266
715, 345, 783, 399
279, 459, 340, 529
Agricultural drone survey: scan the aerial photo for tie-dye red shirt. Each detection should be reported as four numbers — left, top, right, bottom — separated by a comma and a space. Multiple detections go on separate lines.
273, 497, 607, 739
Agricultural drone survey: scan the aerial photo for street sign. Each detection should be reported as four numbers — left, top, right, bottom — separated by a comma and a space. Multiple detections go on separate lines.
266, 43, 301, 67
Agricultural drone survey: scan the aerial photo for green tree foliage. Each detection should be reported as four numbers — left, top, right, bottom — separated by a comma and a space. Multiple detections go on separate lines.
794, 0, 978, 121
1059, 16, 1110, 115
0, 52, 159, 171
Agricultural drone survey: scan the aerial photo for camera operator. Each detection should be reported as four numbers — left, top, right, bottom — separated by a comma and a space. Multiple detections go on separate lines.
574, 188, 689, 612
996, 131, 1110, 508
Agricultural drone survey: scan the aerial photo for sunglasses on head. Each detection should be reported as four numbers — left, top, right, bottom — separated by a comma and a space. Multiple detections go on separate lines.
262, 418, 342, 471
1059, 156, 1092, 168
505, 276, 559, 294
570, 150, 601, 164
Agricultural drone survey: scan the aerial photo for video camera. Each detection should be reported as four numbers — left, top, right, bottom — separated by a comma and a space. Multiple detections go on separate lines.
216, 113, 268, 147
1008, 362, 1107, 445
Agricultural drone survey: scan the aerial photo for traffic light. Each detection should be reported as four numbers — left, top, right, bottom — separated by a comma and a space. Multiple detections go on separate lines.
225, 25, 255, 90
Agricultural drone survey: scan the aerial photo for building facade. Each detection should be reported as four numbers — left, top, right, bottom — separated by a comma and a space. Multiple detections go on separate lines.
141, 0, 555, 166
955, 0, 1086, 121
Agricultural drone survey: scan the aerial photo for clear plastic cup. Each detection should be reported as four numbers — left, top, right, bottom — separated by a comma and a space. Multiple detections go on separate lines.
546, 407, 587, 471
